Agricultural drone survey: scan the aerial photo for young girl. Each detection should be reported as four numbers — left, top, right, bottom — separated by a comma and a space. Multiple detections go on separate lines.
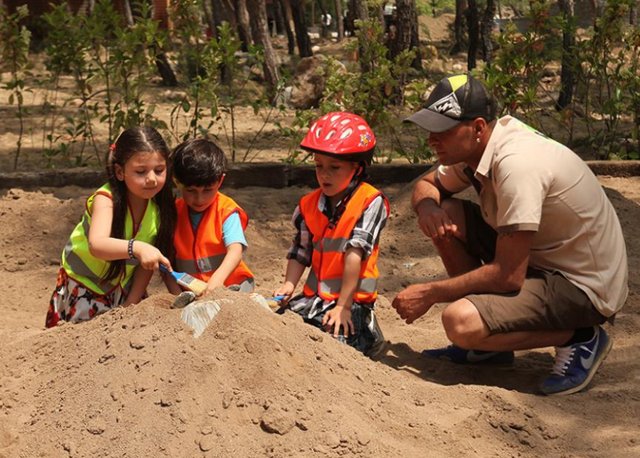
45, 127, 176, 327
275, 112, 389, 356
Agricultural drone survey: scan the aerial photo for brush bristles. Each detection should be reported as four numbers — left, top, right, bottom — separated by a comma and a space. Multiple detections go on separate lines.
177, 273, 208, 295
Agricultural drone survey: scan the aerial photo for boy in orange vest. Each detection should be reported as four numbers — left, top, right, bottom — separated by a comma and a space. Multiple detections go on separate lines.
275, 112, 389, 356
168, 138, 254, 298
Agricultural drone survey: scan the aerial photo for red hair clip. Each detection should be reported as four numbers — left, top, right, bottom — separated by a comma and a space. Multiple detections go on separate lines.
109, 143, 116, 152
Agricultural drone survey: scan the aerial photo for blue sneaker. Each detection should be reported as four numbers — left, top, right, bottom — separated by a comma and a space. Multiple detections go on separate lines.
422, 345, 515, 365
540, 326, 612, 396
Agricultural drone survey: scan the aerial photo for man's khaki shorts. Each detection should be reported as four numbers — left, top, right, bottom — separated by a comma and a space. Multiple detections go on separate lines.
460, 200, 607, 334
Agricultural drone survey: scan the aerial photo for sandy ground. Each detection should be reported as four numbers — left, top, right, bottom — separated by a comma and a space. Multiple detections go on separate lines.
0, 174, 638, 458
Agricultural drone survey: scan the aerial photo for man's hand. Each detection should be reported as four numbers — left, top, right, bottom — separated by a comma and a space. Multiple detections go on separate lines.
392, 283, 437, 324
415, 199, 461, 240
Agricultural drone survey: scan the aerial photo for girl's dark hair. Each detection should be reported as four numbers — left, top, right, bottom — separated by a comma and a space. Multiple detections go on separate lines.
104, 126, 176, 283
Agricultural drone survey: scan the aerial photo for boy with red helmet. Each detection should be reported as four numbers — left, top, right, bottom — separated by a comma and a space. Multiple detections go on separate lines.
274, 112, 389, 356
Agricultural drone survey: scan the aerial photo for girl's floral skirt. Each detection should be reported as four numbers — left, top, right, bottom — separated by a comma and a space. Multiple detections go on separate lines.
45, 268, 124, 328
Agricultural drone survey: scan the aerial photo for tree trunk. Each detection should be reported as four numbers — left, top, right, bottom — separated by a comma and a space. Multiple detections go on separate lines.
317, 0, 329, 38
152, 0, 171, 30
630, 1, 638, 25
376, 2, 385, 27
278, 0, 296, 54
409, 0, 421, 70
334, 0, 344, 40
466, 0, 479, 70
121, 0, 134, 26
210, 0, 241, 31
480, 0, 495, 65
556, 0, 576, 110
290, 0, 313, 57
391, 0, 421, 70
354, 0, 369, 20
451, 0, 467, 54
273, 0, 285, 34
236, 0, 253, 51
353, 0, 370, 72
209, 0, 238, 85
148, 0, 179, 86
247, 0, 280, 101
345, 0, 357, 35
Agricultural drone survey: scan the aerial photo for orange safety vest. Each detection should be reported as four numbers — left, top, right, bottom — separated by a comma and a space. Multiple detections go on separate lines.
174, 193, 253, 285
299, 182, 389, 304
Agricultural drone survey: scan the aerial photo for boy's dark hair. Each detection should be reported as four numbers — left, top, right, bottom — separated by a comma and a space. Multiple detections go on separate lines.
173, 138, 228, 187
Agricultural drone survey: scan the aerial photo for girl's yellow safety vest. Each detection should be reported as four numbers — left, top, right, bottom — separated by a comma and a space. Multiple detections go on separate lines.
62, 184, 160, 294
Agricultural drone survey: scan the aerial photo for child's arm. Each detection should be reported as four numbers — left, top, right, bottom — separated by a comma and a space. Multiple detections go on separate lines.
122, 266, 154, 306
163, 273, 182, 295
275, 204, 310, 301
202, 242, 244, 296
88, 193, 170, 270
274, 258, 306, 301
321, 246, 364, 337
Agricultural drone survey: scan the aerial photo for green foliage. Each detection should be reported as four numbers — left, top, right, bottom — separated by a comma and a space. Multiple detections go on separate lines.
573, 0, 640, 159
168, 2, 281, 162
283, 19, 429, 164
0, 5, 31, 170
485, 2, 563, 133
42, 0, 165, 167
169, 0, 221, 142
4, 0, 637, 169
484, 0, 639, 159
42, 4, 97, 166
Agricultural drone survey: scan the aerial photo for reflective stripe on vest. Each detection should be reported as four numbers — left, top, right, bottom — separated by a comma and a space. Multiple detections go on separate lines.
61, 183, 160, 294
305, 270, 378, 296
174, 192, 254, 285
300, 182, 389, 303
175, 252, 226, 274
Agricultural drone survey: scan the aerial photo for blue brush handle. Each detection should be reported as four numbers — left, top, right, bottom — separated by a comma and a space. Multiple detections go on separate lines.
158, 264, 178, 280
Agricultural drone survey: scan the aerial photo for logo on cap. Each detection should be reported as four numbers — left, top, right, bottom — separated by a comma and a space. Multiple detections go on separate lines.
429, 92, 462, 119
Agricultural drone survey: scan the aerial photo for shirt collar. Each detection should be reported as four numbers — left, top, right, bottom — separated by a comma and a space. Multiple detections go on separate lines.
475, 115, 512, 180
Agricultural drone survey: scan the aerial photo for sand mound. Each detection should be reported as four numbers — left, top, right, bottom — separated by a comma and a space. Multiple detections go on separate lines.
0, 292, 495, 457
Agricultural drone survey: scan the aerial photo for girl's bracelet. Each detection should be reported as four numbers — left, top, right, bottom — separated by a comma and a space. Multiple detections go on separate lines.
128, 239, 136, 260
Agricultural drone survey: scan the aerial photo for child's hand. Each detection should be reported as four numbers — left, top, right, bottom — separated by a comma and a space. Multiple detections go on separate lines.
201, 279, 224, 298
274, 283, 295, 304
322, 306, 354, 338
133, 241, 170, 271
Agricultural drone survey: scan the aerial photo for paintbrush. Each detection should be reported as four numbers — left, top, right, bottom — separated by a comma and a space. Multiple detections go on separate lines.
159, 264, 208, 296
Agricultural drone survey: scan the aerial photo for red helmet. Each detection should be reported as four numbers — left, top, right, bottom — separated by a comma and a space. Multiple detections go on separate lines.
300, 112, 376, 164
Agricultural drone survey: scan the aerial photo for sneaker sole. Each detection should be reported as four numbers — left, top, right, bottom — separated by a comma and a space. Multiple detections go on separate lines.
546, 337, 613, 396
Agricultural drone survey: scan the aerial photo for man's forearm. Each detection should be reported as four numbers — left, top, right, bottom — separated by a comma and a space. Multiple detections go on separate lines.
425, 262, 520, 304
411, 175, 442, 211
